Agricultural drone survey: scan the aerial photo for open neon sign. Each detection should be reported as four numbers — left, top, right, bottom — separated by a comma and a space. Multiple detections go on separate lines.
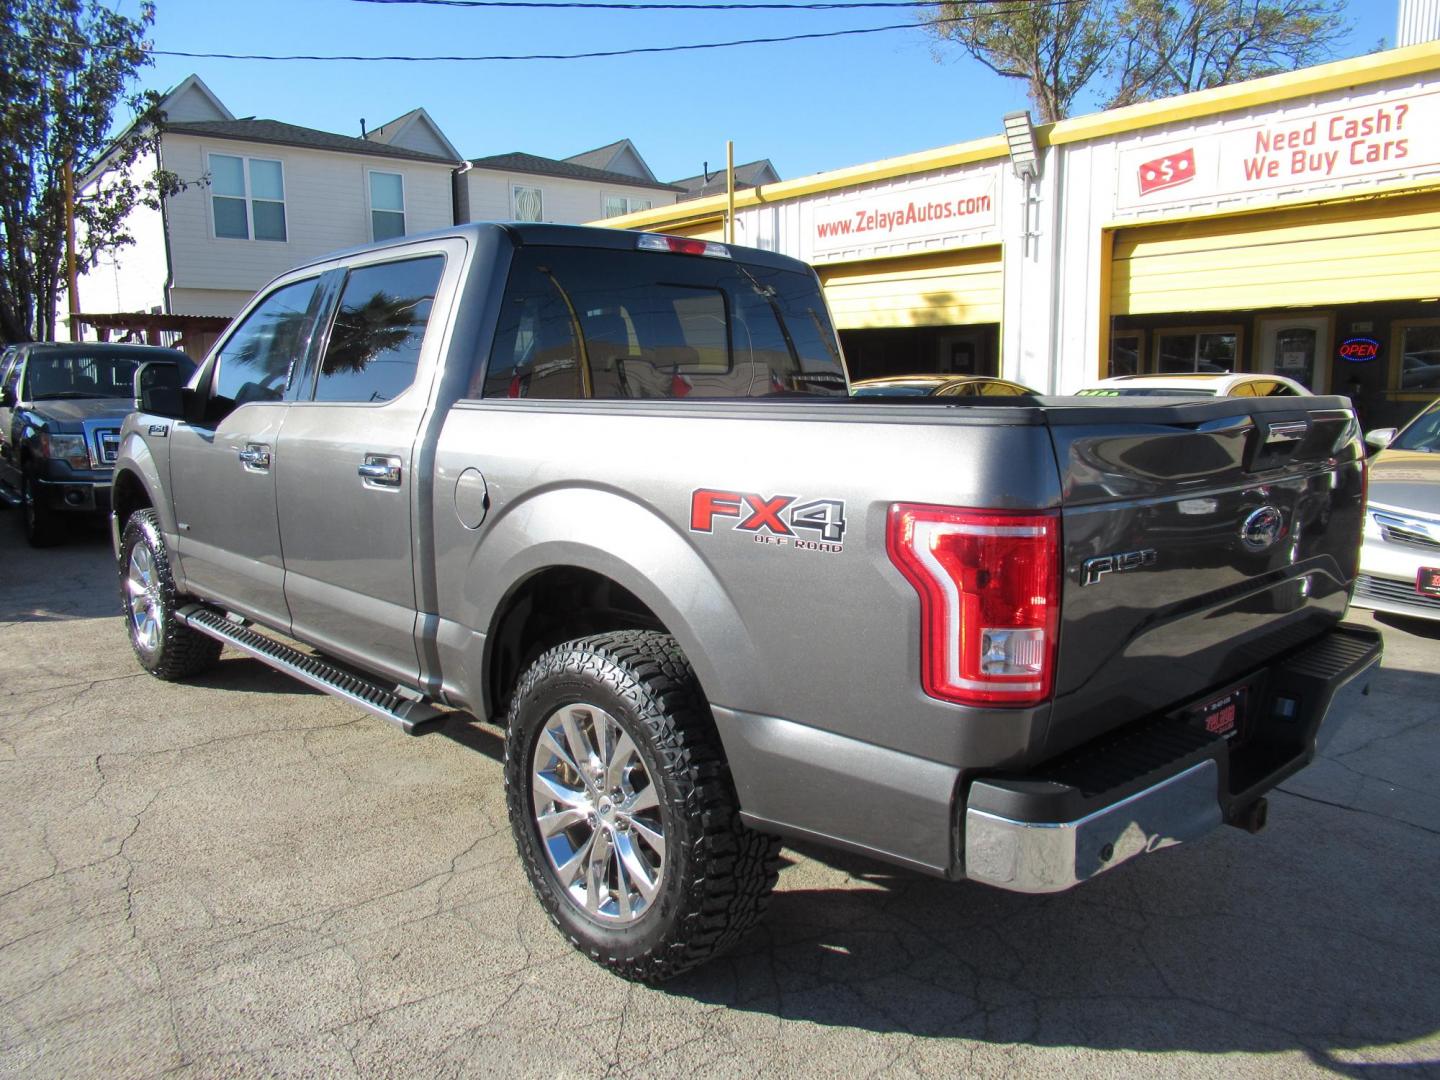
1338, 337, 1380, 362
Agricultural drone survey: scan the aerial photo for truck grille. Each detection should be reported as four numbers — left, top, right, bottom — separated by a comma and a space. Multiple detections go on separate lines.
1355, 575, 1440, 611
1373, 511, 1440, 551
96, 429, 120, 465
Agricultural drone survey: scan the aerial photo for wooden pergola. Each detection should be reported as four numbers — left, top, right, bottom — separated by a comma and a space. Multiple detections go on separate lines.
75, 311, 232, 362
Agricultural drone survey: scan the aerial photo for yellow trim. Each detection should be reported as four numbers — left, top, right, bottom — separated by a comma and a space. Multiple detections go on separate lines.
598, 44, 1440, 234
1047, 41, 1440, 147
592, 136, 1010, 231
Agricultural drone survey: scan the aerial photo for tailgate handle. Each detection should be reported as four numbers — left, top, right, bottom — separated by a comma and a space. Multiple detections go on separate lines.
1265, 421, 1309, 444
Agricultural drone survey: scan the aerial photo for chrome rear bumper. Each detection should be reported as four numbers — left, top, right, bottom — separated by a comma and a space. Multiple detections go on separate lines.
964, 760, 1222, 894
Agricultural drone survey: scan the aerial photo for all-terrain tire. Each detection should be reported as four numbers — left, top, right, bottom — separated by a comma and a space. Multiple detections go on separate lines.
503, 630, 781, 983
119, 508, 222, 680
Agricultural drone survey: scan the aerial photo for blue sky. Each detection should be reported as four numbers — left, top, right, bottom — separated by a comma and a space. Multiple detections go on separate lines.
118, 0, 1399, 184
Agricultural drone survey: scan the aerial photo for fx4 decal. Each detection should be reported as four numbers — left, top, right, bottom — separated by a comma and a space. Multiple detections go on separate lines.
690, 489, 847, 553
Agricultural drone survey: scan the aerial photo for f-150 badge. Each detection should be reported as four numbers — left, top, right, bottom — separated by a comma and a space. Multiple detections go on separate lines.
1081, 547, 1158, 586
690, 489, 847, 553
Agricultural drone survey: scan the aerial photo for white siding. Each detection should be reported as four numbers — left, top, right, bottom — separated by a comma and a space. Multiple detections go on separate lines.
162, 133, 455, 308
379, 117, 456, 160
70, 147, 171, 319
463, 169, 677, 225
1399, 0, 1440, 46
170, 287, 255, 317
162, 80, 230, 123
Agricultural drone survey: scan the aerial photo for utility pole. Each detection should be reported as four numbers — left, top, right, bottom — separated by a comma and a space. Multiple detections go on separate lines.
725, 141, 735, 245
64, 157, 79, 341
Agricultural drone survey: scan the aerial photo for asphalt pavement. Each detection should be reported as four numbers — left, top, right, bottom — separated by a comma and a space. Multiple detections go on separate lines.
1, 518, 1437, 1078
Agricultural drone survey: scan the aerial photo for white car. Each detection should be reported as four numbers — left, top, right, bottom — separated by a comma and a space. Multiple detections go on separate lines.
1077, 373, 1312, 398
1352, 398, 1440, 623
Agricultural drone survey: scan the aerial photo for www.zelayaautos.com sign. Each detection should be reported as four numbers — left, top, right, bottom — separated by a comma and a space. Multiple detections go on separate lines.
811, 174, 999, 256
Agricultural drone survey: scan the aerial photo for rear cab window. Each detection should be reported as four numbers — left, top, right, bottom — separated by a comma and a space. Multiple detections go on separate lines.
478, 246, 847, 400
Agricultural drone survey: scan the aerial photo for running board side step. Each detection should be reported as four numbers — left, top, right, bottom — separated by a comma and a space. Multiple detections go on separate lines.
177, 604, 444, 735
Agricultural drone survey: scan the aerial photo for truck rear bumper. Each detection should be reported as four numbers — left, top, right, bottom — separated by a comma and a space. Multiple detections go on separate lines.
962, 622, 1382, 894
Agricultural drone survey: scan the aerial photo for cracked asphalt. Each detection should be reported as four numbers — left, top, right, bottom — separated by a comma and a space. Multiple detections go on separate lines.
1, 521, 1438, 1079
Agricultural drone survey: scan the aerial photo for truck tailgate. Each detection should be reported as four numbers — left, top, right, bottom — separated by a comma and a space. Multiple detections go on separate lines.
1042, 396, 1364, 758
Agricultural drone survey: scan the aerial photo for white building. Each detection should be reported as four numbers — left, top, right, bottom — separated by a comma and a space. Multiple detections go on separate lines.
75, 75, 461, 341
456, 139, 683, 226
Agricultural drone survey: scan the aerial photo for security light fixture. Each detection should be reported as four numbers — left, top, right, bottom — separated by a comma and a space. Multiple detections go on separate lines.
1004, 111, 1040, 181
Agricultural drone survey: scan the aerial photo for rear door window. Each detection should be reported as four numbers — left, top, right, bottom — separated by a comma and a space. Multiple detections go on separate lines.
480, 246, 846, 400
313, 256, 444, 403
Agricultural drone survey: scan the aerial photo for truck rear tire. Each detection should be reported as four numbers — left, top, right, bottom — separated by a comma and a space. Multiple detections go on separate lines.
119, 509, 222, 681
503, 630, 781, 983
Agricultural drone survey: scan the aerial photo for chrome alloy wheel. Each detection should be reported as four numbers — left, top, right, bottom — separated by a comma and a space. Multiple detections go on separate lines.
530, 702, 666, 925
125, 542, 162, 653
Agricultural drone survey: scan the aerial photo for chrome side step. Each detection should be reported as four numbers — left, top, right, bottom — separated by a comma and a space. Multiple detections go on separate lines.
177, 604, 444, 735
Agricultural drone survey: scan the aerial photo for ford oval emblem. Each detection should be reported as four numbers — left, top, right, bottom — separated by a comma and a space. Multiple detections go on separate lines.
1241, 506, 1285, 551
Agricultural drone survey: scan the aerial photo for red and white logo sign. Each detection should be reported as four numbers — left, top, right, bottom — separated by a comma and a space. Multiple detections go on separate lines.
1137, 148, 1196, 196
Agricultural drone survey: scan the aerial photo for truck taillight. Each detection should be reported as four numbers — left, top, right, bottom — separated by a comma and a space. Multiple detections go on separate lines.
636, 233, 732, 259
887, 504, 1060, 707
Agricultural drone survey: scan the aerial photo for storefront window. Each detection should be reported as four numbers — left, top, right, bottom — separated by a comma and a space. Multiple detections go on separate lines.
1397, 321, 1440, 393
1109, 332, 1142, 378
1155, 329, 1239, 374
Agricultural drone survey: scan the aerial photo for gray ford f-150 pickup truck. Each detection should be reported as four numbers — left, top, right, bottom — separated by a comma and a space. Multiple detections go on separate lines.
112, 223, 1381, 982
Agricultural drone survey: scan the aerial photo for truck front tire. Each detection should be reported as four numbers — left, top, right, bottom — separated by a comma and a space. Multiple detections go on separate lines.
119, 509, 222, 680
503, 630, 781, 983
20, 470, 60, 548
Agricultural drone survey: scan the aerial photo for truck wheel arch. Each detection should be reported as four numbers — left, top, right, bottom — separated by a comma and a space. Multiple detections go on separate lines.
473, 491, 762, 725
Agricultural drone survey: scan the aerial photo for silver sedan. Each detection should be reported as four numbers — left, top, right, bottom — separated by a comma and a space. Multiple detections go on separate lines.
1353, 399, 1440, 622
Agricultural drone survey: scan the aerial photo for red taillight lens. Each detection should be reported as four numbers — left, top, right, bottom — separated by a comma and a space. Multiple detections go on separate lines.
636, 233, 732, 259
887, 504, 1060, 707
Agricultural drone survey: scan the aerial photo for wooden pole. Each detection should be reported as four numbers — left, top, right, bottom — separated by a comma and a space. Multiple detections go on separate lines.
64, 158, 79, 341
726, 141, 735, 245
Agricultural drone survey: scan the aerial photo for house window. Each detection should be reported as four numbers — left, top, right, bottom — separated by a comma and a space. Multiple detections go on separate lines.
602, 195, 654, 218
369, 171, 406, 241
209, 153, 287, 242
1154, 327, 1241, 373
1395, 320, 1440, 394
513, 186, 543, 222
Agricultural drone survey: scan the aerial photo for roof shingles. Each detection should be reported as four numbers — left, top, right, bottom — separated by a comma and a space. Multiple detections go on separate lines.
164, 118, 460, 164
468, 151, 683, 191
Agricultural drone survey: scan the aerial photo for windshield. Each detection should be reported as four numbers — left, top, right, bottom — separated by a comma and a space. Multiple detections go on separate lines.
24, 352, 195, 400
1392, 400, 1440, 452
1078, 387, 1219, 398
852, 383, 936, 397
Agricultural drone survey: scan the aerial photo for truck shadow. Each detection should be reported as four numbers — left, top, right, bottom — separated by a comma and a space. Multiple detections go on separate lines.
666, 829, 1439, 1072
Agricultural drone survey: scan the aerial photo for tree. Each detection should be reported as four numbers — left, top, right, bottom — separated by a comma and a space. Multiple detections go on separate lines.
1105, 0, 1348, 109
926, 0, 1348, 124
928, 0, 1116, 123
0, 0, 166, 344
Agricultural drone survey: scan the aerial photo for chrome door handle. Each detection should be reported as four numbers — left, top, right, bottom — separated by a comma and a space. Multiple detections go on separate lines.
238, 444, 271, 472
358, 455, 402, 488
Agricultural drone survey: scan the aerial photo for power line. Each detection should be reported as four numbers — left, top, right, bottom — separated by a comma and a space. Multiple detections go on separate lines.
101, 2, 1073, 63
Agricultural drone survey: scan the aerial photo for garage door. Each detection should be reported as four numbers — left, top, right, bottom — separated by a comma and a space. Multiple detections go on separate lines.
1113, 189, 1440, 315
817, 247, 1003, 330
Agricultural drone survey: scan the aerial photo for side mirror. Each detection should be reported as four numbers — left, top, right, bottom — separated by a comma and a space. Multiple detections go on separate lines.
1364, 427, 1397, 452
134, 363, 186, 419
